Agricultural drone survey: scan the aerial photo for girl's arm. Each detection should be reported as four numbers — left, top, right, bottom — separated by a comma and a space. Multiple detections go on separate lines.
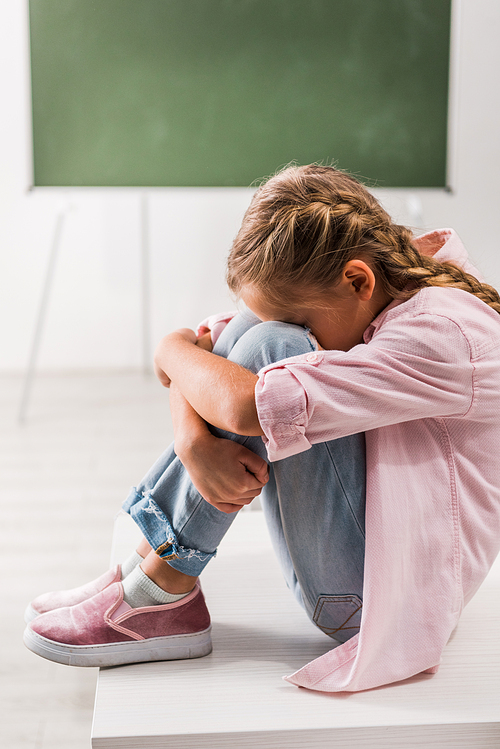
169, 384, 268, 514
155, 330, 263, 436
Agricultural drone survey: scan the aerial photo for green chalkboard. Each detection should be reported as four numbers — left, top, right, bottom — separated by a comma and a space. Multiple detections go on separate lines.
29, 0, 451, 188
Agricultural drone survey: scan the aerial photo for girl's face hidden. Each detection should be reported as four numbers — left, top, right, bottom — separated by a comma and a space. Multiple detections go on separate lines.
240, 260, 393, 352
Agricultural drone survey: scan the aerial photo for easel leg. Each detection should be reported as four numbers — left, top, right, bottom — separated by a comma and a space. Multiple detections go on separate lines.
140, 191, 152, 374
18, 208, 68, 424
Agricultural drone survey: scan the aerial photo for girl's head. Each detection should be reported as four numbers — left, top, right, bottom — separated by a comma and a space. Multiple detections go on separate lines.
227, 164, 500, 347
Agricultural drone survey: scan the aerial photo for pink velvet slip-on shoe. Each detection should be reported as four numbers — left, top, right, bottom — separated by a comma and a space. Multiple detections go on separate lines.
23, 580, 212, 667
24, 565, 123, 623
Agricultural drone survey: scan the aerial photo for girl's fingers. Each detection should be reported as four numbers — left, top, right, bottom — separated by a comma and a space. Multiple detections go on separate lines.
217, 501, 247, 514
240, 455, 269, 486
196, 332, 213, 352
239, 488, 264, 499
212, 493, 259, 513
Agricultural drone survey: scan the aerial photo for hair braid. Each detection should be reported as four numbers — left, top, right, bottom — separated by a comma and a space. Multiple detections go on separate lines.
371, 223, 500, 315
227, 164, 500, 316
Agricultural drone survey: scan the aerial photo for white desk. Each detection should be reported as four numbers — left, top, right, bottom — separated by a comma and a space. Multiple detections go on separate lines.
92, 511, 500, 748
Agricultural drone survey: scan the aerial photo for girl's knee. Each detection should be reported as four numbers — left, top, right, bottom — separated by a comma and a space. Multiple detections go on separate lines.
309, 592, 363, 644
227, 321, 317, 373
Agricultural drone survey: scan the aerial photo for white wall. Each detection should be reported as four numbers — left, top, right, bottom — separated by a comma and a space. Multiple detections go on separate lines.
1, 0, 499, 372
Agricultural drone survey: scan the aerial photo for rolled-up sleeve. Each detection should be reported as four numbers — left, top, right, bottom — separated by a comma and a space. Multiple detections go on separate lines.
255, 312, 475, 462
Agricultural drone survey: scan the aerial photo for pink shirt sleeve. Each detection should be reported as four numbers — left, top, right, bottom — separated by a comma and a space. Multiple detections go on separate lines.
256, 310, 474, 461
197, 311, 237, 346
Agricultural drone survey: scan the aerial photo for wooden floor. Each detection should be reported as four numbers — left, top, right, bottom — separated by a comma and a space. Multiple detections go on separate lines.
1, 372, 174, 749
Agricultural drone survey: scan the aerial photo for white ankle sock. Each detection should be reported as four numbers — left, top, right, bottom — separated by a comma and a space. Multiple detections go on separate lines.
120, 550, 144, 579
122, 565, 189, 608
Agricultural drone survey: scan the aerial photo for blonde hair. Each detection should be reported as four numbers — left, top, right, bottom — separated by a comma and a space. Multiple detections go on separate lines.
227, 164, 500, 315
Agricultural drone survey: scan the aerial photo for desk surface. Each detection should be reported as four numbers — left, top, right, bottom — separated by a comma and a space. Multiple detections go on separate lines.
92, 511, 500, 748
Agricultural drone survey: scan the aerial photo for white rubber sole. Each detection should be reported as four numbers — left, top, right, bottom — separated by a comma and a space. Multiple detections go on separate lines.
23, 625, 212, 667
24, 603, 39, 624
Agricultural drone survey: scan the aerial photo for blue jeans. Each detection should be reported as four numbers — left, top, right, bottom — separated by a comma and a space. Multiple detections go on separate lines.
123, 313, 366, 643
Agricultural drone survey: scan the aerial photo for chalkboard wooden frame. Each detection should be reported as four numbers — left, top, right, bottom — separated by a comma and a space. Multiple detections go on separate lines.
29, 0, 452, 188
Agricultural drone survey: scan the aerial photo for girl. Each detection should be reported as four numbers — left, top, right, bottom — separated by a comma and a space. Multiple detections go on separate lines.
24, 165, 500, 692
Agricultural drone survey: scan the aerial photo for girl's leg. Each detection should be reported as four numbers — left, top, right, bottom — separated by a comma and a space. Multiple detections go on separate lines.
260, 435, 365, 642
122, 311, 305, 576
122, 313, 264, 577
124, 313, 365, 642
24, 313, 262, 623
222, 319, 366, 642
25, 314, 364, 667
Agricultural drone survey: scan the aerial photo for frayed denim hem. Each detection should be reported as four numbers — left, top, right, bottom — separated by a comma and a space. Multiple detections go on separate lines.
123, 488, 216, 576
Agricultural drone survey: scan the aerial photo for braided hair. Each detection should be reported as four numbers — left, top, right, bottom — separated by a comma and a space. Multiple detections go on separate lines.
227, 164, 500, 315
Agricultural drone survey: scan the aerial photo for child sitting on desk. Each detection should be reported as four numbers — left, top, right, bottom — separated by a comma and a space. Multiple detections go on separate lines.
24, 164, 500, 692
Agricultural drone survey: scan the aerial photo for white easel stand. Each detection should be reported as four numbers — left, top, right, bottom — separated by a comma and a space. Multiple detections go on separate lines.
18, 193, 152, 423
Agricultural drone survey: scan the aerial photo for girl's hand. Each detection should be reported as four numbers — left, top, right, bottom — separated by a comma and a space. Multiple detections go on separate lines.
177, 431, 269, 514
196, 332, 213, 352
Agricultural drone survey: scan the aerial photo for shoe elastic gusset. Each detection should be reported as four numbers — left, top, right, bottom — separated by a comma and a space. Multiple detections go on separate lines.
24, 565, 122, 624
23, 580, 212, 668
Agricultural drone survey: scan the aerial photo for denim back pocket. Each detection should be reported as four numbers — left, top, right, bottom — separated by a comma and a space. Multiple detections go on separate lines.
312, 594, 363, 642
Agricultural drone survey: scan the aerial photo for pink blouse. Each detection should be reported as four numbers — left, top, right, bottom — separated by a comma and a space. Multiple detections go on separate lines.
201, 230, 500, 692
